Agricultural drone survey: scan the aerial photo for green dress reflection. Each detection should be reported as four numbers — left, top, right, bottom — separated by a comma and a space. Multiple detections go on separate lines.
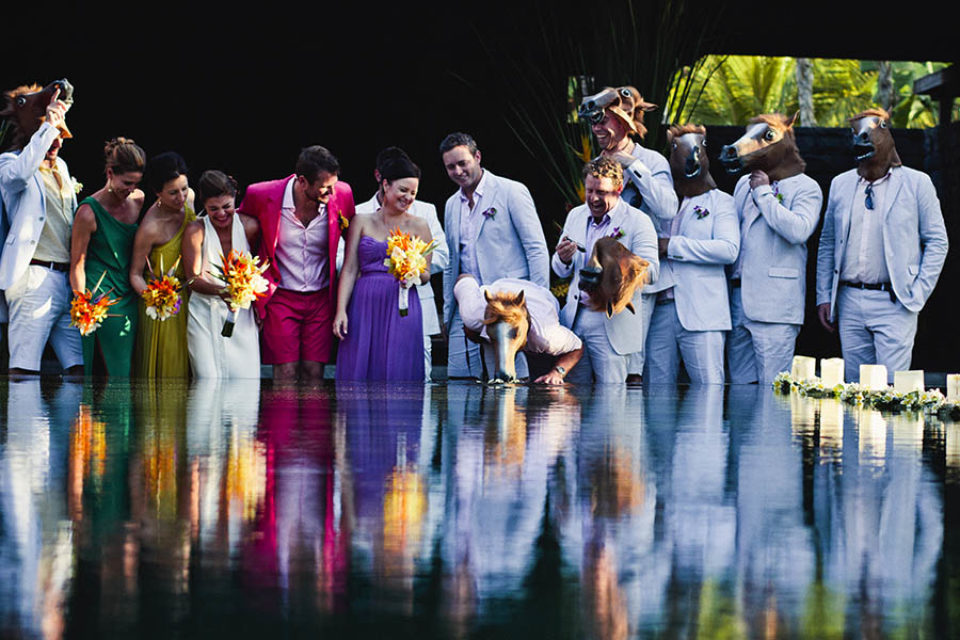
80, 197, 139, 377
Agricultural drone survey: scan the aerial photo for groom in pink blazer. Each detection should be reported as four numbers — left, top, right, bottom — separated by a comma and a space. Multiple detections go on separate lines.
238, 145, 355, 381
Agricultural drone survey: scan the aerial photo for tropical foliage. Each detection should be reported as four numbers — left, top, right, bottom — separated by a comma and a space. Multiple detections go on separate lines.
668, 56, 954, 128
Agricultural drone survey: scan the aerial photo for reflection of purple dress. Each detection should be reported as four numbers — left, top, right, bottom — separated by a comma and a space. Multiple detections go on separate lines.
336, 236, 424, 381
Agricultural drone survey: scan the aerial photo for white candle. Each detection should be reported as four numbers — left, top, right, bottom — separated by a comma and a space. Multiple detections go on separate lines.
859, 364, 888, 391
893, 370, 925, 394
791, 356, 816, 382
820, 358, 845, 387
947, 374, 960, 402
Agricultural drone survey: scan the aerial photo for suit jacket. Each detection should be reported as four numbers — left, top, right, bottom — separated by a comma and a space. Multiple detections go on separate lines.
816, 166, 948, 318
0, 122, 77, 290
355, 194, 448, 335
732, 173, 822, 324
622, 144, 679, 235
552, 199, 659, 355
442, 169, 549, 327
237, 174, 355, 319
664, 189, 739, 331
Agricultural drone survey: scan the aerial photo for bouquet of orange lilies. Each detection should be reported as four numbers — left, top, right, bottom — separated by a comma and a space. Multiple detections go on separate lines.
208, 249, 270, 337
383, 228, 437, 316
142, 255, 185, 321
70, 272, 119, 336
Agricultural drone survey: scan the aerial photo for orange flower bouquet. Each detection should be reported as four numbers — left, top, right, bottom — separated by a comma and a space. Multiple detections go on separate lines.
70, 272, 118, 336
209, 249, 270, 337
142, 255, 185, 321
383, 228, 437, 316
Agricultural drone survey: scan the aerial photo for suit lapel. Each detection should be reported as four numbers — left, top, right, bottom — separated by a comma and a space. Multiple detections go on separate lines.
838, 173, 858, 250
476, 171, 498, 238
879, 167, 903, 227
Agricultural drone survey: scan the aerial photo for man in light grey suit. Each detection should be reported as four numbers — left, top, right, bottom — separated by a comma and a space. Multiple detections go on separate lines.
816, 108, 947, 382
723, 114, 822, 384
554, 158, 659, 383
579, 87, 677, 381
440, 132, 549, 379
0, 86, 82, 376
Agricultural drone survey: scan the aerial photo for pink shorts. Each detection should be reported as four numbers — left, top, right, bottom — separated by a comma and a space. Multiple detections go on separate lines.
261, 288, 334, 364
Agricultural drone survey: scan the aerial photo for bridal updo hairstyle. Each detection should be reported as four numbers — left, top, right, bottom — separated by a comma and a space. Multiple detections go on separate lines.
197, 170, 239, 208
104, 137, 146, 175
377, 146, 421, 183
145, 151, 189, 196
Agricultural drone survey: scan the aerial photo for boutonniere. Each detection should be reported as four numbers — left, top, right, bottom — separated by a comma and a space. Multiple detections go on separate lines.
337, 210, 349, 230
71, 178, 83, 195
693, 206, 709, 219
609, 226, 624, 239
482, 207, 497, 219
772, 183, 784, 204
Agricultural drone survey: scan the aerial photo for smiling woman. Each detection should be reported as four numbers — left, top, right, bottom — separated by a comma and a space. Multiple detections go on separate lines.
69, 137, 146, 377
183, 170, 262, 378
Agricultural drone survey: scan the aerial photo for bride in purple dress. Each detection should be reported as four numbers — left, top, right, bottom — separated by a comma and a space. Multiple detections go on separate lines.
333, 152, 433, 382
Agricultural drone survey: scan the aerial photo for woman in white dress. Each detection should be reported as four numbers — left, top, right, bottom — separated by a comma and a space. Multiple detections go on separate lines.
182, 170, 262, 378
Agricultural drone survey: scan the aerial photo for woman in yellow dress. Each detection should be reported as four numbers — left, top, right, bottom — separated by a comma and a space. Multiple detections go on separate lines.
129, 152, 196, 377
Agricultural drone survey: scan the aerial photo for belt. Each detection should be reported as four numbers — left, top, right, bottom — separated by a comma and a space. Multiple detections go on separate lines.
29, 259, 69, 272
840, 280, 896, 303
840, 280, 892, 292
729, 278, 741, 288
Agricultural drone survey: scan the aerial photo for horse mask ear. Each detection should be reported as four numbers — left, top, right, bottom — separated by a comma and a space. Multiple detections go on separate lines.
483, 289, 493, 302
786, 111, 800, 129
513, 290, 525, 306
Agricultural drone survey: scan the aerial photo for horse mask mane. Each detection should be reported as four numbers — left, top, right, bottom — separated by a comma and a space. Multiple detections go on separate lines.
482, 289, 531, 382
578, 237, 650, 318
719, 112, 806, 181
667, 124, 717, 199
850, 107, 902, 181
0, 79, 74, 152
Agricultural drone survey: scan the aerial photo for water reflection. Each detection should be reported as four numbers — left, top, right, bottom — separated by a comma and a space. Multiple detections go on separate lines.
0, 379, 955, 637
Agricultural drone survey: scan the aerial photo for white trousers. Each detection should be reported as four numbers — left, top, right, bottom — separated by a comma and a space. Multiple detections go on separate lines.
447, 308, 528, 380
837, 286, 917, 384
4, 265, 82, 371
644, 300, 725, 383
567, 306, 627, 383
727, 288, 799, 384
626, 292, 656, 376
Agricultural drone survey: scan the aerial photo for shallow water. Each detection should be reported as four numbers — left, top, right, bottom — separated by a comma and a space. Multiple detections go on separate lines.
1, 379, 957, 638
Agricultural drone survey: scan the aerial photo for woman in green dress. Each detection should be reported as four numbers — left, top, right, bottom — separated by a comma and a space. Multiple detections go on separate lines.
129, 152, 195, 378
69, 137, 146, 377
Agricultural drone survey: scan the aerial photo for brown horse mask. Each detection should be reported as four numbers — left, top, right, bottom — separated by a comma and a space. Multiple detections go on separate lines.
482, 289, 530, 382
850, 108, 902, 182
719, 112, 806, 181
578, 237, 650, 318
667, 124, 717, 199
0, 78, 74, 151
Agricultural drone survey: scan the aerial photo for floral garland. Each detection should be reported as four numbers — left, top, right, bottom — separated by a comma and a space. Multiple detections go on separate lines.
772, 372, 951, 415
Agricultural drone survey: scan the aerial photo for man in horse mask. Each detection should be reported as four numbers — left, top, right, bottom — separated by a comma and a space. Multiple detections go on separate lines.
720, 112, 822, 384
553, 157, 658, 383
0, 80, 83, 376
578, 87, 676, 381
816, 108, 947, 383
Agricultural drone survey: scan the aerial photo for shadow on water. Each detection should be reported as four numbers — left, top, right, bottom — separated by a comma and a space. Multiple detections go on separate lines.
1, 378, 959, 637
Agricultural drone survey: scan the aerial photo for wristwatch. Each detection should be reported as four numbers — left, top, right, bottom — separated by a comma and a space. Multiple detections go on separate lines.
554, 365, 567, 378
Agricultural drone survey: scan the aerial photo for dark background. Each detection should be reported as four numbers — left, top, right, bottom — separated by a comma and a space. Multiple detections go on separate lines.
4, 0, 958, 370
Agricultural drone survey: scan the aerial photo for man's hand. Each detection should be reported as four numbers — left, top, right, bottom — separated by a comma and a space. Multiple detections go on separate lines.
817, 303, 835, 333
534, 368, 565, 385
749, 170, 770, 190
555, 237, 578, 264
602, 148, 638, 169
45, 89, 69, 130
658, 237, 670, 257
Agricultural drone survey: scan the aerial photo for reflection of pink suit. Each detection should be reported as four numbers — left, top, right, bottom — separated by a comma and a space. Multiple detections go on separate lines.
237, 174, 355, 319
